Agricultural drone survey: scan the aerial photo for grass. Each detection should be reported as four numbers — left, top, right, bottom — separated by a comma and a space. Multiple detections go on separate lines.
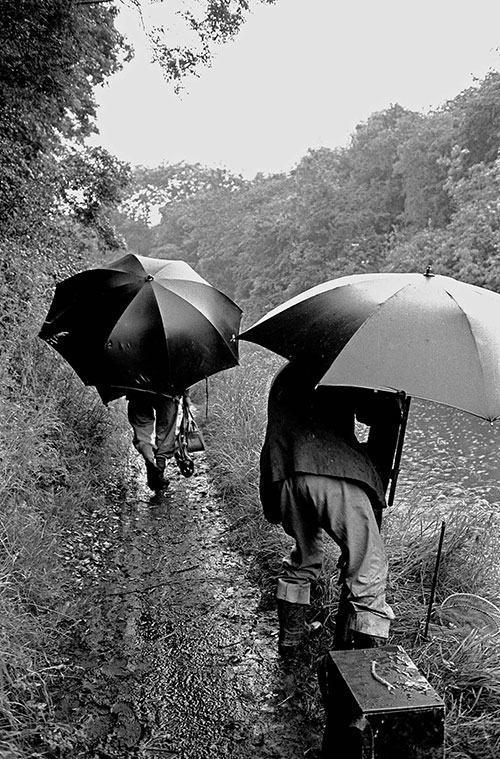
204, 344, 500, 759
0, 300, 131, 757
1, 294, 499, 756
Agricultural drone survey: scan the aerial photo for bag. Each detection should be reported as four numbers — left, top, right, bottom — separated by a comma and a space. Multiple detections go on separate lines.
186, 425, 205, 453
174, 393, 205, 477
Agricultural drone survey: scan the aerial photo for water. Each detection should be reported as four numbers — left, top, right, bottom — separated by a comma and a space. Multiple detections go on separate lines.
56, 457, 324, 758
396, 398, 500, 504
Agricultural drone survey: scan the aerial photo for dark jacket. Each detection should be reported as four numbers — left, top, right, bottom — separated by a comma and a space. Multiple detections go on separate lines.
259, 362, 401, 522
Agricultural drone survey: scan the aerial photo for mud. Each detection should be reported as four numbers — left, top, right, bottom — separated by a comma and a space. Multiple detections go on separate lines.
54, 456, 326, 758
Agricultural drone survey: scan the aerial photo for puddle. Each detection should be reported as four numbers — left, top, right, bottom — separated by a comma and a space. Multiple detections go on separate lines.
54, 456, 325, 758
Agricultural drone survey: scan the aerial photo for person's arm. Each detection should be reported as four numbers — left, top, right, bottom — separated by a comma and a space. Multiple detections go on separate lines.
259, 440, 282, 524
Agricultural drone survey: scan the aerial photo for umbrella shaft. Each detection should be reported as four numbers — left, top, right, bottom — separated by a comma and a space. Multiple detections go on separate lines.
387, 396, 411, 507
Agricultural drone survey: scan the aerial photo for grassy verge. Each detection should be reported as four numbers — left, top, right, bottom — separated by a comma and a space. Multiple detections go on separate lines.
204, 345, 500, 759
0, 316, 131, 757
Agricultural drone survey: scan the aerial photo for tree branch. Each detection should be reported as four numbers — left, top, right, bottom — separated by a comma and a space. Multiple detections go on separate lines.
75, 1, 114, 5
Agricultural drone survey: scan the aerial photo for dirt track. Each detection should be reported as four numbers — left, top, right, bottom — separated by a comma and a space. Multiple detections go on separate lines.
55, 456, 325, 758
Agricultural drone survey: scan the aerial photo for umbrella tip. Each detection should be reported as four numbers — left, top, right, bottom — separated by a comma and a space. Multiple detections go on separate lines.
424, 264, 434, 277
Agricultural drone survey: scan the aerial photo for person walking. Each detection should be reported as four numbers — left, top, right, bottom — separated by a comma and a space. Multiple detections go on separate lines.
259, 361, 401, 657
126, 390, 180, 491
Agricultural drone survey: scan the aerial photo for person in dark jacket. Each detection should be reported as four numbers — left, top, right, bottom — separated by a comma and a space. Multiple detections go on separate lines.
259, 361, 402, 656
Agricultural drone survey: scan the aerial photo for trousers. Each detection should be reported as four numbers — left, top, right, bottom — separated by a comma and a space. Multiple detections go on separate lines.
127, 393, 179, 464
276, 474, 394, 638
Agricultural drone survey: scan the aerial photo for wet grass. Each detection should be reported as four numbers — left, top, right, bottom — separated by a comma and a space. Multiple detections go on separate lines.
204, 345, 500, 759
0, 320, 131, 757
2, 328, 499, 757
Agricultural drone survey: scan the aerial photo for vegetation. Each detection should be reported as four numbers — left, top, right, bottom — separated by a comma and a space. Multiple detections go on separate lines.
205, 347, 500, 759
1, 0, 500, 755
114, 74, 500, 323
0, 3, 279, 755
143, 0, 277, 87
1, 3, 132, 749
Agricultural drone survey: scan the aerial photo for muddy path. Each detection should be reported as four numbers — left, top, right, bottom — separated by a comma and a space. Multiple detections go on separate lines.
55, 455, 326, 758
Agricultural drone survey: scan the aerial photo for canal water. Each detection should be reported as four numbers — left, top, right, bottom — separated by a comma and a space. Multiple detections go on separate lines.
392, 398, 500, 505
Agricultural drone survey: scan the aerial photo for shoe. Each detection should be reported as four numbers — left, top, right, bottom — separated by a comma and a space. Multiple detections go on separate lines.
155, 458, 170, 489
277, 600, 307, 656
351, 631, 386, 649
145, 460, 162, 491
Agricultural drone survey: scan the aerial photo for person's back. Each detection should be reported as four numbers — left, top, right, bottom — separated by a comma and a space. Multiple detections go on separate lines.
259, 361, 396, 656
261, 362, 386, 514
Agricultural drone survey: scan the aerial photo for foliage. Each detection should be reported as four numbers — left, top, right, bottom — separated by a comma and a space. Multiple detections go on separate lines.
394, 110, 455, 228
121, 161, 245, 224
114, 69, 500, 322
3, 2, 500, 754
0, 311, 131, 757
451, 71, 500, 168
386, 152, 500, 290
345, 104, 421, 231
141, 0, 277, 87
440, 154, 500, 290
59, 145, 131, 249
0, 0, 131, 237
0, 1, 285, 755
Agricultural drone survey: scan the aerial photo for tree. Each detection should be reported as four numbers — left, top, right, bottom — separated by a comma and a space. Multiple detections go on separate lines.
452, 71, 500, 168
290, 148, 388, 278
59, 146, 131, 249
121, 162, 244, 224
440, 155, 500, 291
346, 104, 422, 233
385, 153, 500, 293
149, 164, 248, 298
0, 0, 130, 236
395, 110, 454, 229
129, 0, 277, 87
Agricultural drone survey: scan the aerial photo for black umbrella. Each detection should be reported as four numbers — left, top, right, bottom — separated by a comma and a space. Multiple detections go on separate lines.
39, 254, 242, 400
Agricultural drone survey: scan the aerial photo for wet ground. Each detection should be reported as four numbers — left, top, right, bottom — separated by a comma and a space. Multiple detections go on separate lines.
55, 456, 325, 758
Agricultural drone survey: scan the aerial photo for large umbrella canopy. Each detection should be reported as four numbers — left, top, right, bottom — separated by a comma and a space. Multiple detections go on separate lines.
39, 254, 242, 400
239, 271, 500, 422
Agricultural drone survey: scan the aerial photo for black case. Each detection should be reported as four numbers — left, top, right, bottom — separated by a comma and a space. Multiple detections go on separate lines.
319, 645, 445, 758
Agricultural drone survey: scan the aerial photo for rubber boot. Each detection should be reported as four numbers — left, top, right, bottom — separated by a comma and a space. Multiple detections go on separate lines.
277, 599, 307, 657
145, 460, 162, 491
333, 585, 353, 650
155, 457, 169, 490
351, 631, 386, 649
333, 592, 387, 650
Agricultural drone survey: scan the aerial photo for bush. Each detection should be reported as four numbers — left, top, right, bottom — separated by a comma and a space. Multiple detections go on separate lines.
0, 284, 130, 756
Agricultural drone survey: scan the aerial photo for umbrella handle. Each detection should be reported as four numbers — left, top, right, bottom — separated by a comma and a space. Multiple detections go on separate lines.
387, 395, 411, 507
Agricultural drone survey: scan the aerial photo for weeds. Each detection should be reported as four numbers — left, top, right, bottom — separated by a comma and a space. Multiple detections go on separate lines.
0, 279, 130, 757
2, 295, 500, 756
205, 345, 500, 759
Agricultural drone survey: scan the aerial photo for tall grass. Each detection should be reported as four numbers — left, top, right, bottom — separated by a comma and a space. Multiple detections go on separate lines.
0, 290, 130, 757
202, 347, 295, 606
204, 345, 500, 758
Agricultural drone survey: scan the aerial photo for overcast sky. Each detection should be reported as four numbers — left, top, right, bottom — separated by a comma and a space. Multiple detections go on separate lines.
88, 0, 500, 178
